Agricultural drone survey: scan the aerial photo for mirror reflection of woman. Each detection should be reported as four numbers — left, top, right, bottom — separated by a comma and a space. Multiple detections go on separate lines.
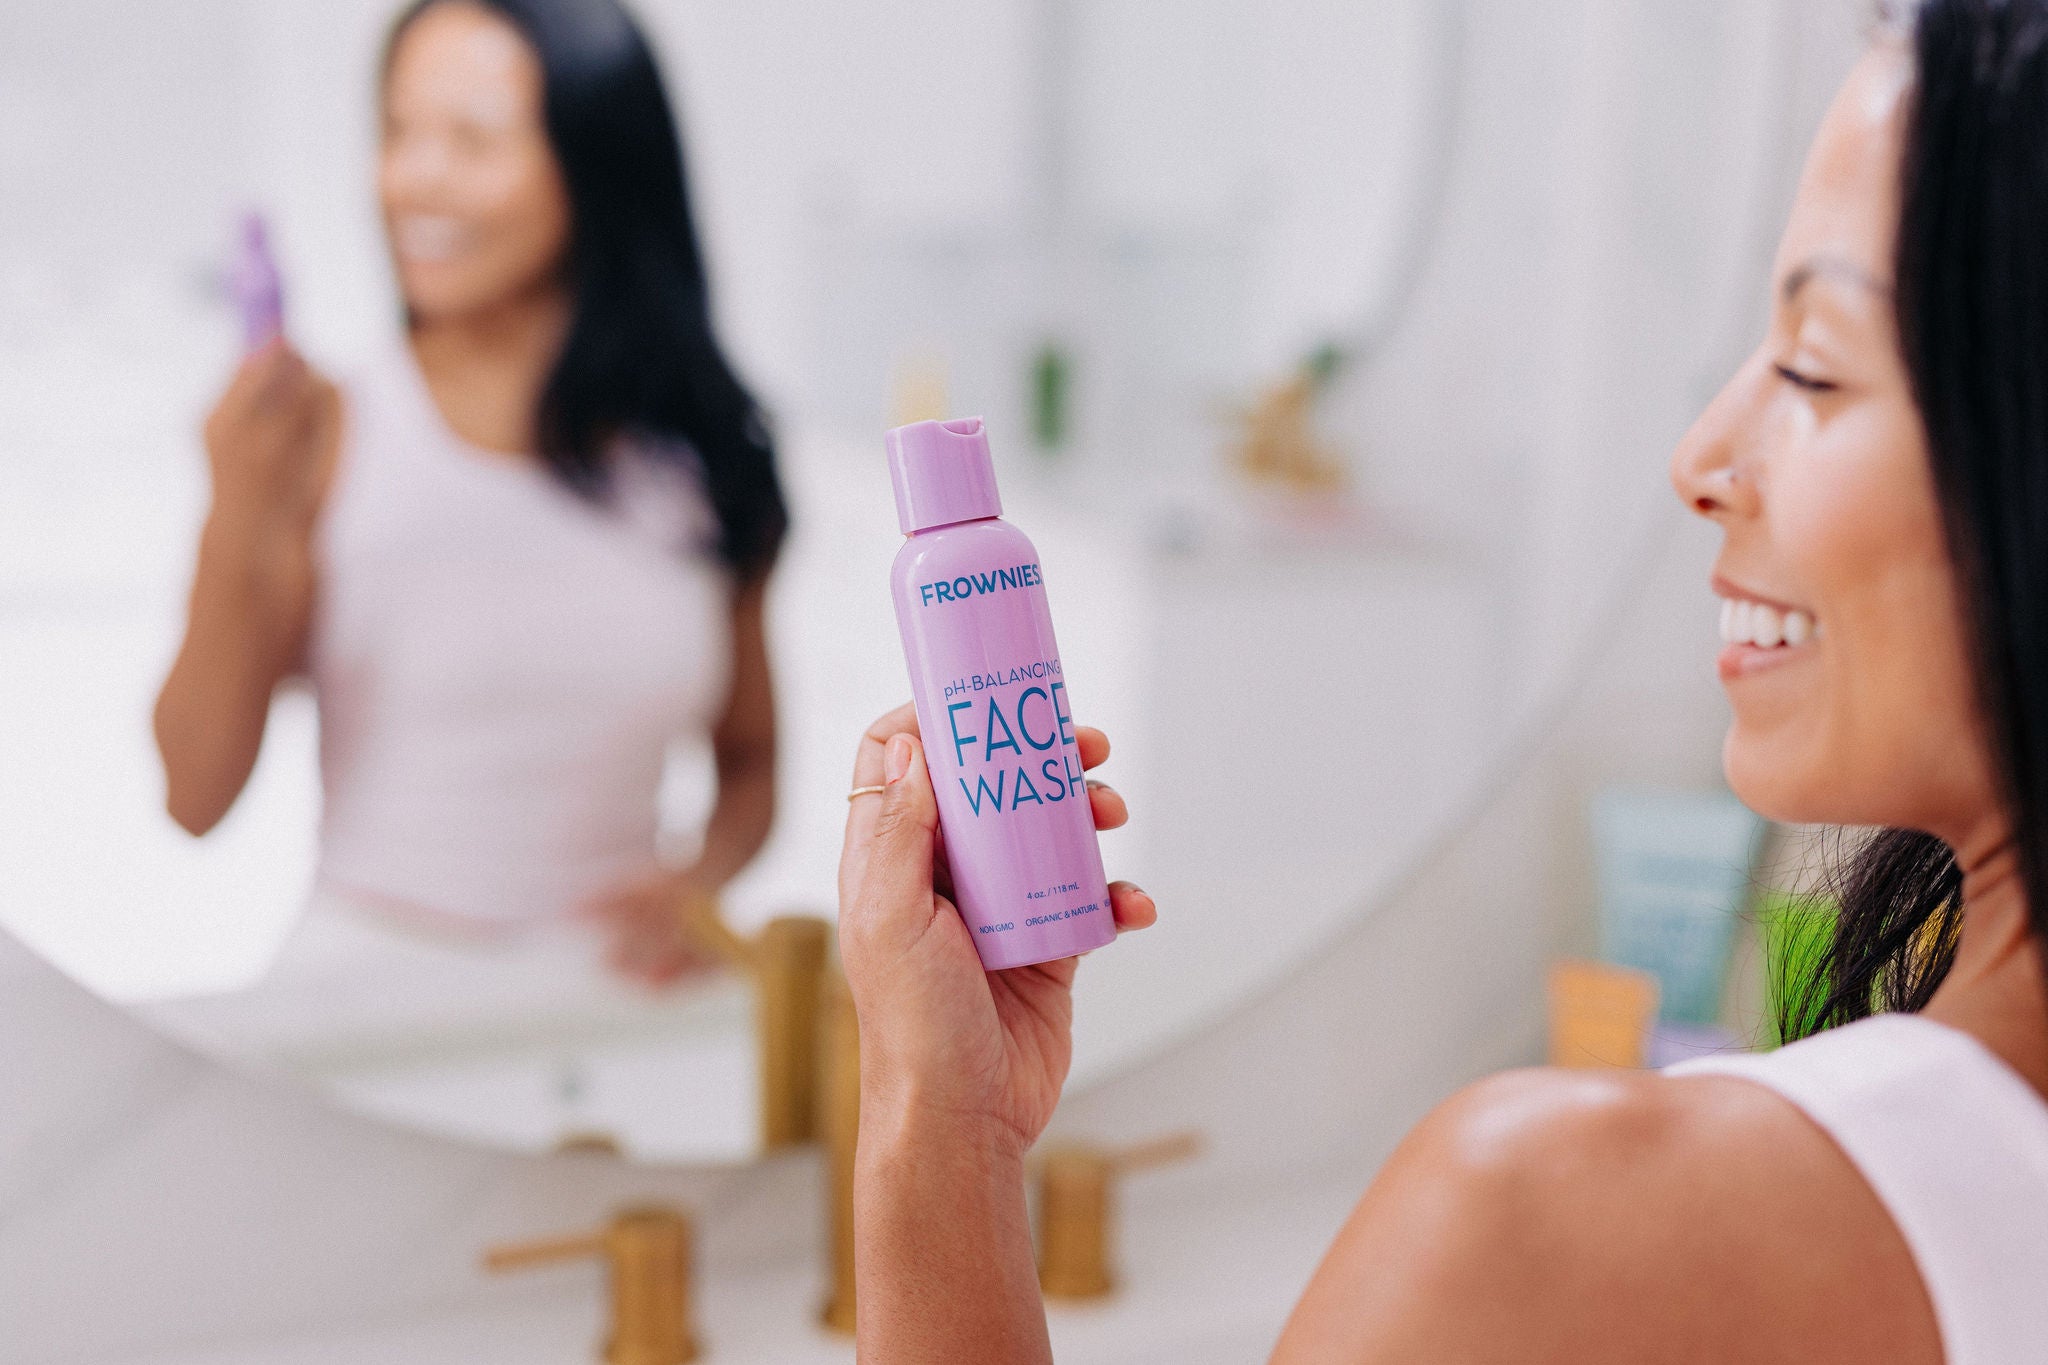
153, 0, 783, 1008
840, 1, 2048, 1360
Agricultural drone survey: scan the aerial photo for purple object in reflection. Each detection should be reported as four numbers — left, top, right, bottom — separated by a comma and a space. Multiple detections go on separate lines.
228, 213, 285, 350
887, 417, 1116, 971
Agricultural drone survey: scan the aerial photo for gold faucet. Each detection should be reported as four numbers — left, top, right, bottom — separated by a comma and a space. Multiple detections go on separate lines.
682, 895, 859, 1331
1231, 374, 1348, 495
1035, 1131, 1203, 1301
818, 962, 861, 1335
484, 1205, 700, 1365
678, 892, 833, 1150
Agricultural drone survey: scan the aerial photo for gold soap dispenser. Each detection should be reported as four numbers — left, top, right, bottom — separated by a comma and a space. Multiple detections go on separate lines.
484, 1205, 700, 1365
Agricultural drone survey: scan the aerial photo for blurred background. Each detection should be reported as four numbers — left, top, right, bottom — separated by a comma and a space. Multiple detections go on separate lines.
0, 0, 1821, 1149
0, 0, 1874, 1358
4, 0, 1509, 1161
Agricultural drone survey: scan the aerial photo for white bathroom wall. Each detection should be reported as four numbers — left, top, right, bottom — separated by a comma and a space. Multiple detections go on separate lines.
1319, 0, 1809, 708
1070, 0, 1438, 373
0, 0, 252, 320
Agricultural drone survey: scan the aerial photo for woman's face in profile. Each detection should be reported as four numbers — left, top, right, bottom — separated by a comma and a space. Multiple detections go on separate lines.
1671, 40, 2000, 843
378, 1, 571, 322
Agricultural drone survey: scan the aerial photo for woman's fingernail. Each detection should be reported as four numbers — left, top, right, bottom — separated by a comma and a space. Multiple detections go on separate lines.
885, 734, 912, 784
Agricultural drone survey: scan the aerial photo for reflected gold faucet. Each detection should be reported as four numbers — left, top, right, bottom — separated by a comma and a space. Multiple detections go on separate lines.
753, 915, 832, 1147
485, 1205, 699, 1365
818, 962, 860, 1335
678, 891, 833, 1150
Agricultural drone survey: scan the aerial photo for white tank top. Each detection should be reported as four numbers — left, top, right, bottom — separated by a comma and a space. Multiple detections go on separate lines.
1668, 1013, 2048, 1364
305, 342, 733, 928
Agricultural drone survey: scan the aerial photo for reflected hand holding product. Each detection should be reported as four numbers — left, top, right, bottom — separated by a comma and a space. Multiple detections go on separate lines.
886, 417, 1115, 971
576, 867, 729, 989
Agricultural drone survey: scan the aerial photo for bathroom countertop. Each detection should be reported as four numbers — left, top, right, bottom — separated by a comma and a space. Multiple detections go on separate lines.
90, 1171, 1347, 1365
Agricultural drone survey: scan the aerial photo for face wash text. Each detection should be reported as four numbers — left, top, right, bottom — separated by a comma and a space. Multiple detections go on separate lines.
940, 658, 1085, 817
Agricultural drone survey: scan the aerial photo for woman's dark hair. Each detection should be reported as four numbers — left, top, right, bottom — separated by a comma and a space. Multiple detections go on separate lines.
1783, 0, 2048, 1039
383, 0, 786, 580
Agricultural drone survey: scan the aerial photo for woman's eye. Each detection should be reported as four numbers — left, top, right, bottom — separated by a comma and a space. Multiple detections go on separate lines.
1773, 362, 1839, 394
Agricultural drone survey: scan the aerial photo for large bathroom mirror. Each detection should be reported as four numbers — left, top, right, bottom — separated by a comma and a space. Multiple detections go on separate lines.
0, 0, 1820, 1162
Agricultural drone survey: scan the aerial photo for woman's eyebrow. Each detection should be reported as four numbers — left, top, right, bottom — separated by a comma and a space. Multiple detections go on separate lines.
1781, 256, 1893, 304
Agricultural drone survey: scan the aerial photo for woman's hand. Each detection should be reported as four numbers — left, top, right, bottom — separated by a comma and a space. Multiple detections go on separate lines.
201, 340, 342, 604
579, 864, 731, 989
837, 702, 1157, 1157
153, 342, 342, 835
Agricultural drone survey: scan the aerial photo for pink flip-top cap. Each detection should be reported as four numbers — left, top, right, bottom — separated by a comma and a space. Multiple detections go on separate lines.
885, 416, 1002, 534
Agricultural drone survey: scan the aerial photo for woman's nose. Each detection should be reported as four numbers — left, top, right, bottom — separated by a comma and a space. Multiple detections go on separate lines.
1670, 361, 1761, 522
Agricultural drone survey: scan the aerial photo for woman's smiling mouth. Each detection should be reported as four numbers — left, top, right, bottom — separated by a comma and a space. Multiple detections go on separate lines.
1715, 580, 1822, 682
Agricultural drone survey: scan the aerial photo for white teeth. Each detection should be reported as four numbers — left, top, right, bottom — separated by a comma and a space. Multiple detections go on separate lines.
1717, 596, 1818, 648
1752, 604, 1784, 648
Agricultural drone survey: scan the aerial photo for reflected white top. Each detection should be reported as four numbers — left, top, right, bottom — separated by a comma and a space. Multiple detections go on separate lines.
1669, 1013, 2048, 1365
306, 343, 732, 927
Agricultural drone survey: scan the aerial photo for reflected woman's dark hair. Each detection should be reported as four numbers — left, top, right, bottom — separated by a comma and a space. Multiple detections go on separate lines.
1786, 0, 2048, 1037
384, 0, 787, 580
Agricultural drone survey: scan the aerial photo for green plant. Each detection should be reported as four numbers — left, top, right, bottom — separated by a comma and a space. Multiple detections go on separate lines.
1757, 890, 1838, 1048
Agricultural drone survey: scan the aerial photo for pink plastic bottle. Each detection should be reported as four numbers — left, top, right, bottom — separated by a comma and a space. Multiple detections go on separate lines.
887, 417, 1117, 971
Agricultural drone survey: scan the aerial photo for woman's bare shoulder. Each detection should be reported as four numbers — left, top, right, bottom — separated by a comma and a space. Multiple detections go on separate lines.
1269, 1065, 1938, 1365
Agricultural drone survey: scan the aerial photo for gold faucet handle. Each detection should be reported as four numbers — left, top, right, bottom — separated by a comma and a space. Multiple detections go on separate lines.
1030, 1128, 1204, 1177
1034, 1130, 1203, 1301
1108, 1129, 1203, 1173
483, 1227, 606, 1273
484, 1206, 699, 1365
673, 884, 754, 971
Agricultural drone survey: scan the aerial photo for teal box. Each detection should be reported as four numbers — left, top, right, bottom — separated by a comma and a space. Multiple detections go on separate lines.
1591, 787, 1765, 1026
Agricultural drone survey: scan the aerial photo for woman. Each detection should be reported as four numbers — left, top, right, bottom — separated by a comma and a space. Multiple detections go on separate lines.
839, 1, 2048, 1359
154, 0, 782, 994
